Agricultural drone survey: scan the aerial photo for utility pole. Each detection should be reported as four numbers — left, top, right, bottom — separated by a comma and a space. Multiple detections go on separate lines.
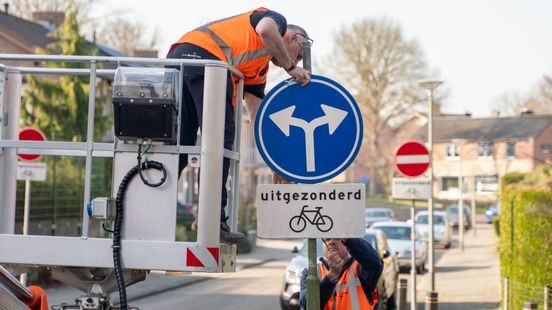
419, 79, 442, 293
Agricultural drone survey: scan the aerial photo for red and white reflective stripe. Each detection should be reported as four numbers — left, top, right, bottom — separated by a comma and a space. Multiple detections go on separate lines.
186, 246, 219, 268
395, 154, 430, 164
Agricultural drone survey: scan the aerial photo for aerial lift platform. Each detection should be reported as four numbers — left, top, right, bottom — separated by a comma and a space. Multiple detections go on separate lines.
0, 54, 245, 309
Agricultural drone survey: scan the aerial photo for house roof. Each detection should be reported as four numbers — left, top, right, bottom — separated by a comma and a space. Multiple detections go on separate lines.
0, 11, 121, 57
0, 11, 53, 50
418, 114, 552, 142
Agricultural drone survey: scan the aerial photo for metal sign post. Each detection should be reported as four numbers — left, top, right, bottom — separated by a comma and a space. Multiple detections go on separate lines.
392, 140, 431, 308
255, 39, 363, 310
392, 178, 431, 309
302, 42, 319, 310
16, 161, 47, 286
19, 178, 31, 286
16, 127, 49, 284
410, 199, 417, 310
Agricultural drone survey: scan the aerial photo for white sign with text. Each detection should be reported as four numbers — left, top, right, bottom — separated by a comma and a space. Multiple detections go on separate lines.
256, 183, 365, 238
392, 178, 431, 200
17, 162, 47, 181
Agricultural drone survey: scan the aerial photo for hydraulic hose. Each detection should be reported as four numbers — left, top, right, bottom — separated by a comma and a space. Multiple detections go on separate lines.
113, 160, 166, 310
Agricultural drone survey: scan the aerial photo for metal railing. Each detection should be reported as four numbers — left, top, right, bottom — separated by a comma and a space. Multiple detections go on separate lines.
0, 53, 245, 271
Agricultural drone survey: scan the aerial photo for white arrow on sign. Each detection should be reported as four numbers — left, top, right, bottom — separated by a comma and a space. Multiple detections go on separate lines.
269, 104, 348, 172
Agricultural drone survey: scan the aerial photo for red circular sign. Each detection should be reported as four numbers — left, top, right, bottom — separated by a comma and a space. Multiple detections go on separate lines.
18, 127, 47, 161
394, 140, 430, 177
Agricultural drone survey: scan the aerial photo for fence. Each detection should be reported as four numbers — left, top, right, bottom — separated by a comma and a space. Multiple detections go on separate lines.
503, 278, 551, 310
13, 156, 112, 236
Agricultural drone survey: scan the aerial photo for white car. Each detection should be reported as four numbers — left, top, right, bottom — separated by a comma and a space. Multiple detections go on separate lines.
415, 210, 452, 249
365, 207, 396, 228
371, 221, 428, 273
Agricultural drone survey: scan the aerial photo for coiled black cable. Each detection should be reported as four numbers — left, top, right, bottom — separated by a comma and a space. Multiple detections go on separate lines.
113, 159, 166, 310
137, 143, 166, 187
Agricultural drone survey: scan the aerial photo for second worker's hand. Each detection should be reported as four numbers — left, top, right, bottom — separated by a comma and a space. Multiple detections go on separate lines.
326, 249, 345, 281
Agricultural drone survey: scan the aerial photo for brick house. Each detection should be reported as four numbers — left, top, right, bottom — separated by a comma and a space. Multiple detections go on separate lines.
412, 112, 552, 204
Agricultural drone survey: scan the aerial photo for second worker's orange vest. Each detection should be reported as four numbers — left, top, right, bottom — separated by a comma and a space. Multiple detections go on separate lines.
318, 261, 378, 310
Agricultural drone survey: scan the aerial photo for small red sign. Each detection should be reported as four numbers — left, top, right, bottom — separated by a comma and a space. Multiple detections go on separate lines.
18, 127, 47, 161
394, 141, 430, 177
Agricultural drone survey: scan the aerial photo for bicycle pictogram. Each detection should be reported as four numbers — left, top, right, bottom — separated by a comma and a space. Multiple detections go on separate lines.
405, 187, 419, 198
20, 169, 36, 179
289, 205, 334, 233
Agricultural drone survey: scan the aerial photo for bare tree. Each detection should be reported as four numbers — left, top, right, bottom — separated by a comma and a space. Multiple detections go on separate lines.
321, 17, 430, 196
9, 0, 94, 22
9, 0, 160, 56
535, 74, 552, 114
492, 74, 552, 116
95, 18, 161, 56
491, 91, 527, 116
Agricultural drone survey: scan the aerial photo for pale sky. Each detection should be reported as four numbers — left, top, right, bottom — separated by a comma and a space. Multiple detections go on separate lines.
93, 0, 552, 117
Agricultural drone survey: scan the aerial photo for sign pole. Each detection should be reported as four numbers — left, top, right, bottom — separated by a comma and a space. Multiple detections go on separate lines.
459, 158, 464, 252
17, 125, 47, 284
420, 80, 442, 293
301, 39, 320, 310
410, 199, 417, 309
19, 178, 31, 286
471, 193, 477, 237
15, 160, 47, 285
392, 140, 431, 309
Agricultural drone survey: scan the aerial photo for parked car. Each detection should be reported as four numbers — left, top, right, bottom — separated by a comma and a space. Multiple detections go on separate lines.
280, 240, 316, 310
365, 207, 396, 228
371, 221, 428, 273
364, 228, 400, 309
446, 204, 471, 229
280, 234, 398, 310
414, 210, 452, 249
485, 203, 500, 223
176, 201, 197, 223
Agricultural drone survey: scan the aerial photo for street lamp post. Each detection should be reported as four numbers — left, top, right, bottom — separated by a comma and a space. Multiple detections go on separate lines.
419, 79, 442, 294
453, 139, 467, 252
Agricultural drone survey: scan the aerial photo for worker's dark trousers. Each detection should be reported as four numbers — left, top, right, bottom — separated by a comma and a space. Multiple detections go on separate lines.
167, 45, 235, 222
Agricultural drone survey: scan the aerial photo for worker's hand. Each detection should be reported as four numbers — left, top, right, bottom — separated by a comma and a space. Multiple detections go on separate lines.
272, 171, 293, 184
326, 248, 345, 281
287, 66, 311, 87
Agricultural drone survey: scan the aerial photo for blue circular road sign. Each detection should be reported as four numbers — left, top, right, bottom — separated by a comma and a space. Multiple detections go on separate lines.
255, 75, 363, 184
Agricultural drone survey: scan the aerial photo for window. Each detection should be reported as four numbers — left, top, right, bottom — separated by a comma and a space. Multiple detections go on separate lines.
477, 141, 493, 158
475, 175, 498, 193
415, 215, 444, 225
507, 141, 516, 158
541, 144, 552, 154
441, 177, 459, 192
446, 144, 460, 160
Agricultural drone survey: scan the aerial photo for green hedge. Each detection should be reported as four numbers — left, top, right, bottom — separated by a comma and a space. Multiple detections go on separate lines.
500, 164, 552, 309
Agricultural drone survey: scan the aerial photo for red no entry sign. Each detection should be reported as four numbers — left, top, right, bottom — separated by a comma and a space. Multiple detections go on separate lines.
18, 127, 47, 161
394, 141, 430, 177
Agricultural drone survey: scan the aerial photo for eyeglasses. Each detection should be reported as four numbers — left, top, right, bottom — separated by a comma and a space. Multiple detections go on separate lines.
295, 33, 314, 46
292, 33, 313, 63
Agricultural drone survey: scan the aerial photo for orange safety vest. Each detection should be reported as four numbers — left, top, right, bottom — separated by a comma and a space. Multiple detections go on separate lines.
173, 7, 273, 87
318, 261, 378, 310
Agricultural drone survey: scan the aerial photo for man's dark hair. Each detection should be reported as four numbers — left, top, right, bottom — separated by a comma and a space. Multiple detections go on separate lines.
288, 24, 311, 41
